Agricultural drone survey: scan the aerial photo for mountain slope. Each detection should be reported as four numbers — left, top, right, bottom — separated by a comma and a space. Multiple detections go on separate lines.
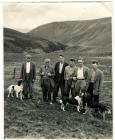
4, 28, 67, 53
28, 17, 112, 55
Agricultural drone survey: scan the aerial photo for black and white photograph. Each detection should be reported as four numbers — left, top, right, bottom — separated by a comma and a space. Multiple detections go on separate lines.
3, 1, 112, 139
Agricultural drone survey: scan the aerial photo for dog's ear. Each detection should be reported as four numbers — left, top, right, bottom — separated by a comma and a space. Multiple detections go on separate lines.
81, 89, 86, 93
18, 79, 23, 86
86, 92, 90, 96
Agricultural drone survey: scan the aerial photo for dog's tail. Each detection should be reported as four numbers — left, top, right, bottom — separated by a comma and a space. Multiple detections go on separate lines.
7, 85, 14, 91
7, 86, 11, 91
7, 87, 9, 91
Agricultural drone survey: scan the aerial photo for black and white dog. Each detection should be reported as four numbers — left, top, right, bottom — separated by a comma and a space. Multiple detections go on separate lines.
56, 91, 112, 120
82, 92, 112, 120
7, 80, 23, 100
56, 95, 83, 112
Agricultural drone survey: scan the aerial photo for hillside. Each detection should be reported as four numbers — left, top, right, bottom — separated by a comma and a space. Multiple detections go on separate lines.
4, 28, 67, 53
29, 17, 112, 55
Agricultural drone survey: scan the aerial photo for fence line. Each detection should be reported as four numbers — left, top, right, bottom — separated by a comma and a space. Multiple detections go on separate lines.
104, 81, 112, 83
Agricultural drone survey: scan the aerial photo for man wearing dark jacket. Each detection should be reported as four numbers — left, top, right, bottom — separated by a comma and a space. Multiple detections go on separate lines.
20, 54, 36, 99
53, 55, 68, 103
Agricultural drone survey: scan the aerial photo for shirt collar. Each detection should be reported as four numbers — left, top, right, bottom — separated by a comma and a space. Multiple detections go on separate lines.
78, 66, 83, 69
60, 62, 64, 65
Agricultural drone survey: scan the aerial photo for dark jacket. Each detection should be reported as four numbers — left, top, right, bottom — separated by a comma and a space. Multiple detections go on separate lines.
54, 62, 68, 84
20, 62, 36, 81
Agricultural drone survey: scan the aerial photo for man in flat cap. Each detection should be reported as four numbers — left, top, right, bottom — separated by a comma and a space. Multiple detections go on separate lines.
20, 54, 36, 99
73, 57, 89, 96
64, 58, 77, 98
39, 58, 55, 104
53, 54, 68, 103
84, 60, 104, 107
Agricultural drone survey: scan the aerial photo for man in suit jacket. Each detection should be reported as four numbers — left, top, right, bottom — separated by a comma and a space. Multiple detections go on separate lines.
39, 58, 55, 104
73, 57, 89, 97
53, 55, 68, 103
20, 54, 36, 99
86, 60, 104, 104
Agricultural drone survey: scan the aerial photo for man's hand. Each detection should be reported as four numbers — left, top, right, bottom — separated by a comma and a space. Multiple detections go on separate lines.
48, 73, 51, 76
32, 79, 35, 83
41, 72, 44, 75
73, 77, 77, 80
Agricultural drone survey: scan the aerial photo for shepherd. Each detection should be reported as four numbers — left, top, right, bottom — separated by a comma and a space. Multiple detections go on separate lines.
20, 54, 36, 99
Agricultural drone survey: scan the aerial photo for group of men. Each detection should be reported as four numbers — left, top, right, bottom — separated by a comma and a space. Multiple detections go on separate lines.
20, 54, 104, 110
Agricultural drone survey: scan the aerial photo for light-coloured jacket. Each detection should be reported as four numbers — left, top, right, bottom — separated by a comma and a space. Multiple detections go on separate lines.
39, 65, 55, 78
86, 68, 104, 95
64, 65, 77, 80
39, 65, 55, 88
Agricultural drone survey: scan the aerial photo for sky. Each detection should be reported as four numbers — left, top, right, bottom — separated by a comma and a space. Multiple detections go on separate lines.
3, 2, 112, 33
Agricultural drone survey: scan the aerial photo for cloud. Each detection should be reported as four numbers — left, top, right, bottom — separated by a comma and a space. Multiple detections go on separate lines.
3, 2, 112, 33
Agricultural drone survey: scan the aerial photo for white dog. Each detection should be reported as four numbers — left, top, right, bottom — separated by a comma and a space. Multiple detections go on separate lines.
7, 80, 23, 100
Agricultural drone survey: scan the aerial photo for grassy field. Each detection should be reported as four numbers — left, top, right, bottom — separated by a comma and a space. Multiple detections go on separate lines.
4, 52, 112, 139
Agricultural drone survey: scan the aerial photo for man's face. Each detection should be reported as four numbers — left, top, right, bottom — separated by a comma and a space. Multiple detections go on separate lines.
59, 56, 65, 63
45, 62, 50, 67
69, 60, 75, 67
26, 57, 31, 62
92, 63, 98, 69
78, 60, 83, 67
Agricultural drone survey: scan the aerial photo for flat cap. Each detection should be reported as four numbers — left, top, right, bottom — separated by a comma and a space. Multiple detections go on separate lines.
78, 57, 84, 61
70, 58, 75, 62
44, 58, 51, 62
92, 60, 98, 64
26, 54, 32, 58
59, 54, 64, 57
